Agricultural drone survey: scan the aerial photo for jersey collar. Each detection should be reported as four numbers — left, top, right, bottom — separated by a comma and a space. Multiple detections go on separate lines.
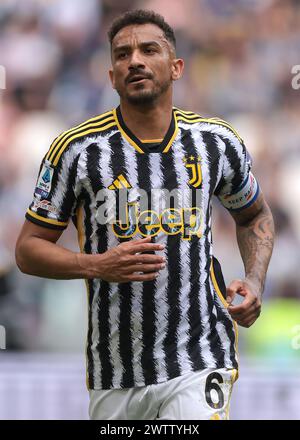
114, 106, 178, 154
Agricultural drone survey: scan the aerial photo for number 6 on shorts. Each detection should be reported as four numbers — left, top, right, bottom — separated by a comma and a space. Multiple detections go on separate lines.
203, 368, 238, 420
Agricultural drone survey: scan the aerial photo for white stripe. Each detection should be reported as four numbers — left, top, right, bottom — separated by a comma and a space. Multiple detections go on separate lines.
122, 140, 145, 386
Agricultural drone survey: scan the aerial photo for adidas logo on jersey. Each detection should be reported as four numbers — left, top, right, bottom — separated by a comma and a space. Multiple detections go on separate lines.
108, 174, 132, 190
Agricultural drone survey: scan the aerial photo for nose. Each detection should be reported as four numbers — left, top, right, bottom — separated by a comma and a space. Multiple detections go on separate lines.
128, 49, 145, 70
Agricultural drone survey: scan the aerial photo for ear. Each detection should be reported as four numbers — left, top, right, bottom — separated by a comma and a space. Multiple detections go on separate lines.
109, 69, 116, 89
171, 58, 184, 81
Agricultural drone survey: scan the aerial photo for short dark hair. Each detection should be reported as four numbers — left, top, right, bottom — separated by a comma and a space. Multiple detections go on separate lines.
108, 9, 176, 49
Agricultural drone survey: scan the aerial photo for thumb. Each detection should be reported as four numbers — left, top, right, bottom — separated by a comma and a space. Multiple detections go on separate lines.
226, 279, 242, 305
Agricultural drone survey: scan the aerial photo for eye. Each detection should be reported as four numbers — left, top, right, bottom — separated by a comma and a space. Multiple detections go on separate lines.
144, 47, 156, 54
117, 52, 127, 60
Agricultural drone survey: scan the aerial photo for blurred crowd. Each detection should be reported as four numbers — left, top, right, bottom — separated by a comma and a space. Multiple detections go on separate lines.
0, 0, 300, 359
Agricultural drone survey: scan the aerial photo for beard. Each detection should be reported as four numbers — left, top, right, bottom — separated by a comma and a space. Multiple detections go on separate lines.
117, 77, 172, 105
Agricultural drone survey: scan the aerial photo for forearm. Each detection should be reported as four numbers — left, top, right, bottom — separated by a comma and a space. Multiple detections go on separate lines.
235, 201, 275, 294
16, 232, 165, 283
16, 236, 93, 280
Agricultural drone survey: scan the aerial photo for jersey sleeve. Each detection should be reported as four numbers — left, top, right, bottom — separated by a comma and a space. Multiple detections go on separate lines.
26, 149, 80, 230
214, 128, 260, 211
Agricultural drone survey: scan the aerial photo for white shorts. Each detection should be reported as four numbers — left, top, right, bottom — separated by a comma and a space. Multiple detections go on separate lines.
89, 367, 238, 420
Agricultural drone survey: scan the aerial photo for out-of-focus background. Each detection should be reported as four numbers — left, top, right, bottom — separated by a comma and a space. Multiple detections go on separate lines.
0, 0, 300, 420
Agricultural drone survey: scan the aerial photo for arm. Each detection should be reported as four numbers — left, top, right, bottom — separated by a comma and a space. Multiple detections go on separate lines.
15, 220, 165, 282
226, 192, 275, 327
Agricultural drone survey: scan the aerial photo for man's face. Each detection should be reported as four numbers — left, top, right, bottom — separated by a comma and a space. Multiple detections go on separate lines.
109, 23, 183, 105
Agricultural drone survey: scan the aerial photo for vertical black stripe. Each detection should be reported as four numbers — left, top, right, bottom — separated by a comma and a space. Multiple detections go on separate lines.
109, 133, 135, 387
160, 151, 181, 380
219, 135, 244, 191
98, 277, 113, 389
201, 132, 221, 198
180, 128, 206, 370
204, 225, 225, 368
212, 257, 238, 369
96, 224, 112, 389
136, 152, 158, 385
86, 143, 102, 196
57, 153, 80, 219
47, 158, 61, 199
215, 303, 238, 369
86, 279, 95, 389
188, 235, 206, 370
81, 187, 95, 389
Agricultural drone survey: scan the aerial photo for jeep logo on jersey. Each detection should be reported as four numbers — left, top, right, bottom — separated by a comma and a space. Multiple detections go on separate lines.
112, 204, 204, 240
183, 155, 202, 188
95, 187, 204, 240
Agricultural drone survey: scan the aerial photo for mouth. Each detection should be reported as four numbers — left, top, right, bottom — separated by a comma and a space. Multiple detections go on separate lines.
128, 75, 150, 84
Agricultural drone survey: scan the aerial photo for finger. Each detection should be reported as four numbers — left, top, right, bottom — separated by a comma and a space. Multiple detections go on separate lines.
125, 272, 159, 282
130, 236, 152, 244
228, 303, 259, 320
228, 296, 260, 313
227, 287, 257, 311
235, 308, 261, 323
119, 236, 153, 253
226, 279, 243, 305
129, 254, 166, 264
129, 243, 165, 254
228, 294, 258, 314
123, 263, 165, 274
235, 312, 261, 328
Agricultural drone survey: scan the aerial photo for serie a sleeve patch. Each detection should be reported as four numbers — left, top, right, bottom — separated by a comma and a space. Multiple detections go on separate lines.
218, 172, 260, 211
34, 162, 54, 198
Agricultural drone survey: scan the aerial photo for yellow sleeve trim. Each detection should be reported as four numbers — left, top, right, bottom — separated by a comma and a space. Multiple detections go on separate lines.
52, 121, 117, 166
46, 110, 114, 162
210, 261, 229, 309
175, 109, 243, 143
48, 117, 115, 165
27, 209, 68, 227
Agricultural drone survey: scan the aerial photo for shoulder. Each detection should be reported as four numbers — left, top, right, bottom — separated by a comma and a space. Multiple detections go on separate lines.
45, 109, 117, 167
174, 107, 244, 145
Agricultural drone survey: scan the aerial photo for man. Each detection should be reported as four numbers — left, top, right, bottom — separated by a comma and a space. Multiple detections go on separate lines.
15, 10, 275, 420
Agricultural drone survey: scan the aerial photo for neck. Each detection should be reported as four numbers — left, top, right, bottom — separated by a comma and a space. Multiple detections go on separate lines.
119, 95, 173, 140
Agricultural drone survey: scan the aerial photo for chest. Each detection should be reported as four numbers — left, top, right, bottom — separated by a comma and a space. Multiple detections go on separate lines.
78, 133, 221, 196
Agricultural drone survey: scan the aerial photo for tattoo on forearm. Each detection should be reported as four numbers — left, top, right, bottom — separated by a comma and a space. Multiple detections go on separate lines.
236, 204, 275, 292
253, 214, 274, 250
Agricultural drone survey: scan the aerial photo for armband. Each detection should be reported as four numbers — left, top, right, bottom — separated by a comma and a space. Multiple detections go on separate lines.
218, 172, 260, 211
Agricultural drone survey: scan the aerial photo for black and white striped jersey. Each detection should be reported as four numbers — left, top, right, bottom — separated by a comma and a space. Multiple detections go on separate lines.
26, 106, 259, 390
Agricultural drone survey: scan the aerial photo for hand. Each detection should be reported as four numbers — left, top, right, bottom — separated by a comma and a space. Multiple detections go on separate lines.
87, 236, 166, 283
226, 279, 262, 328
